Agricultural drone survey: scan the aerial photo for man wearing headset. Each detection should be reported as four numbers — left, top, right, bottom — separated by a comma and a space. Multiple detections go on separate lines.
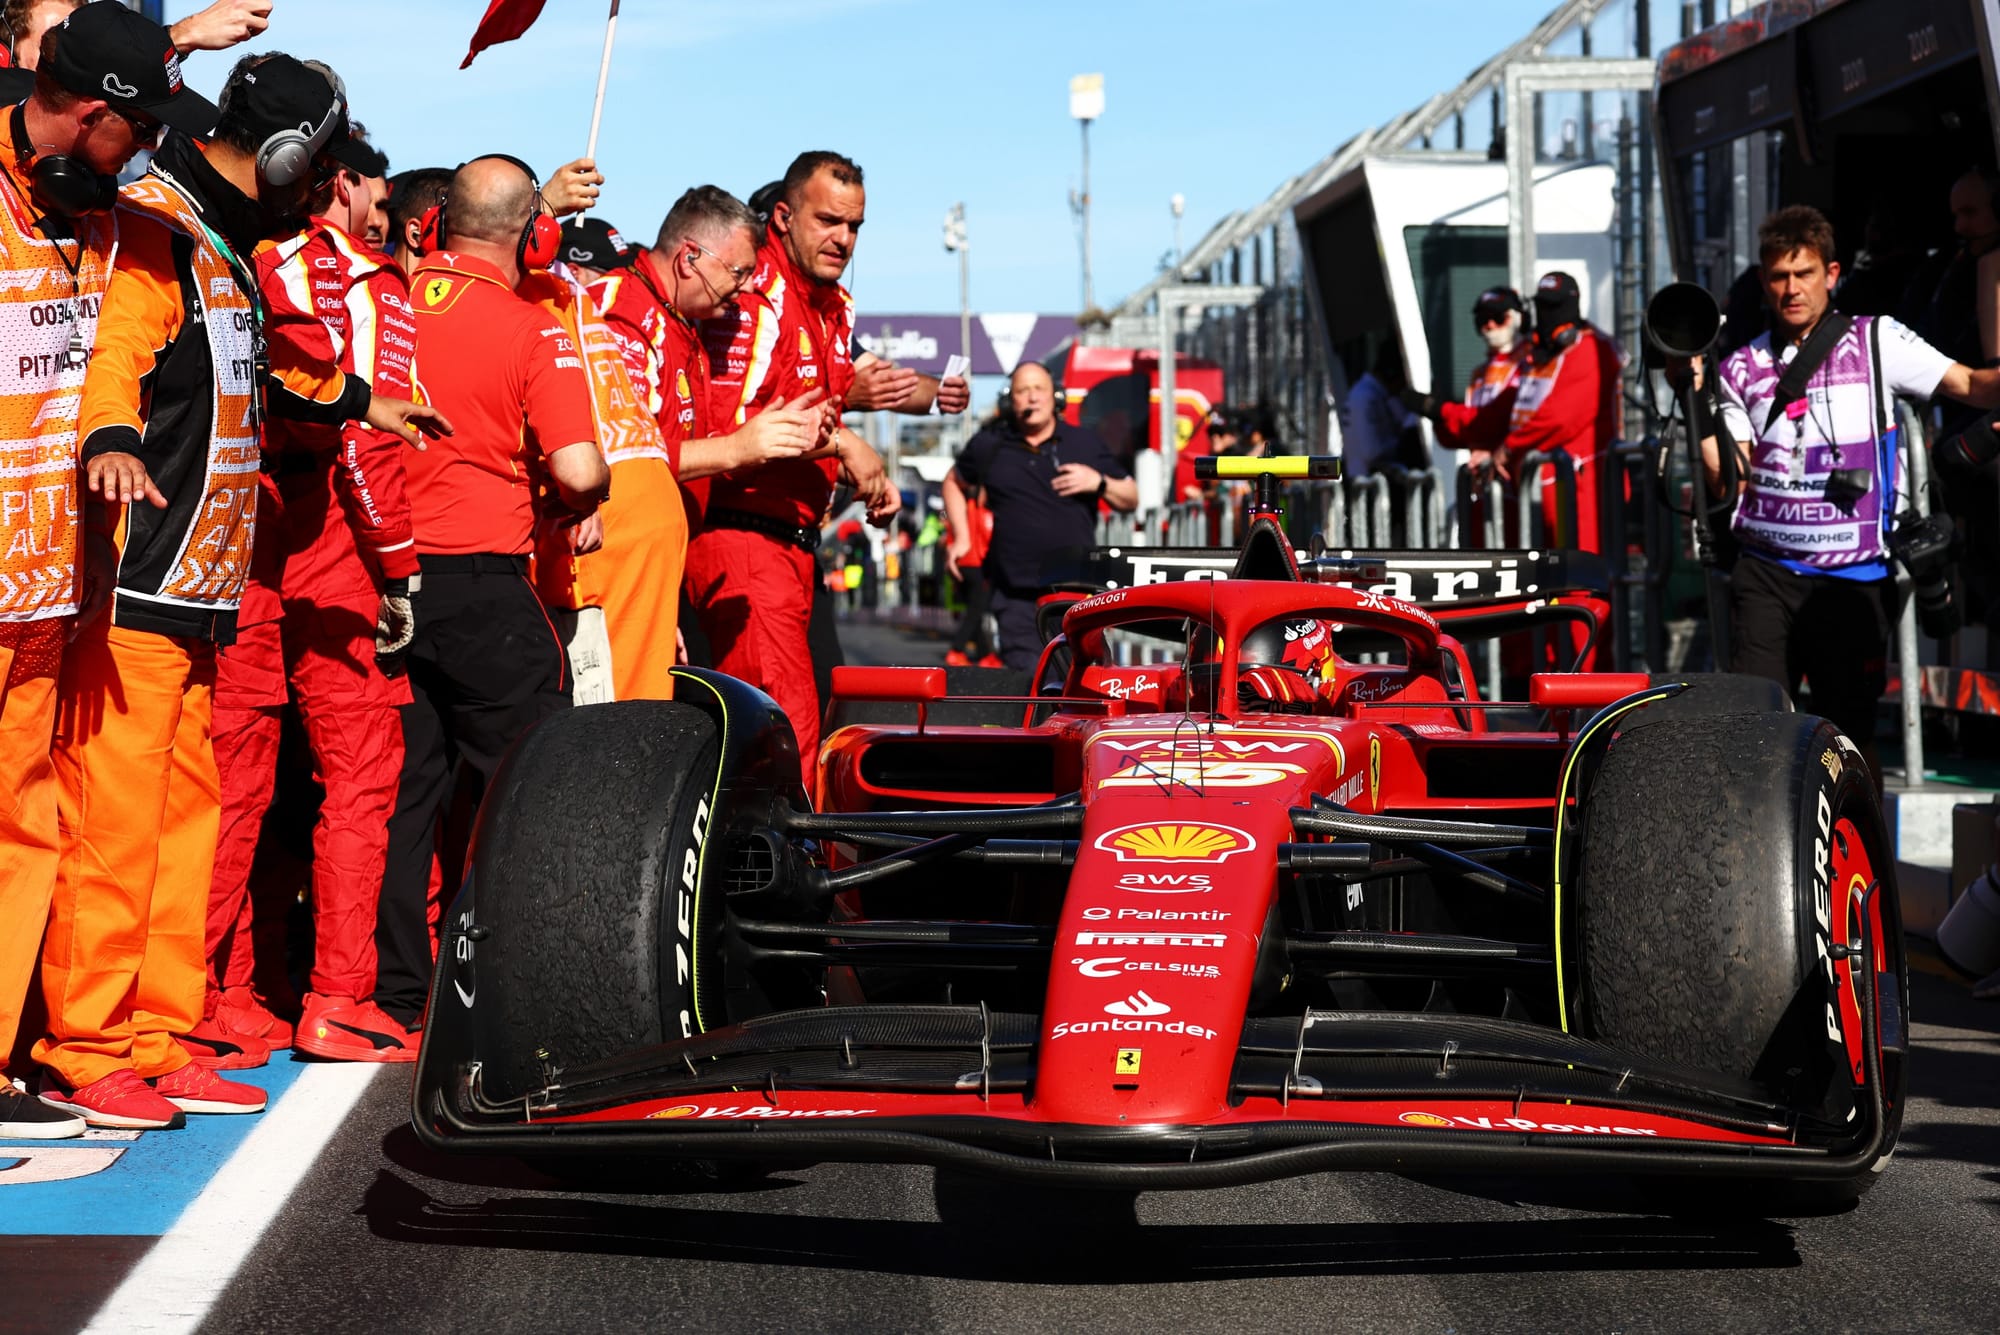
373, 155, 609, 1031
0, 0, 216, 1141
35, 50, 448, 1131
194, 123, 425, 1066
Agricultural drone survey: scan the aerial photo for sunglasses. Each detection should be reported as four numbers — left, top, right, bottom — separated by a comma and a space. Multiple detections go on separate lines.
109, 105, 164, 149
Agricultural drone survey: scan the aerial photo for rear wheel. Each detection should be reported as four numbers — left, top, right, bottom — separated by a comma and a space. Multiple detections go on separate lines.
1570, 712, 1906, 1208
471, 701, 725, 1106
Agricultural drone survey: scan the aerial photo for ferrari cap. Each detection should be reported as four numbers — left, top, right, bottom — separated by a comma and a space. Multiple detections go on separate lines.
47, 1, 219, 137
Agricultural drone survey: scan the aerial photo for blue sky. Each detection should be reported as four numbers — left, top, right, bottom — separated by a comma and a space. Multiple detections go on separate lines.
166, 0, 1542, 316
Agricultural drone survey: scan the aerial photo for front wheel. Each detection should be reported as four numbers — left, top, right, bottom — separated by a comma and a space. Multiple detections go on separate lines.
469, 700, 727, 1107
1569, 712, 1906, 1208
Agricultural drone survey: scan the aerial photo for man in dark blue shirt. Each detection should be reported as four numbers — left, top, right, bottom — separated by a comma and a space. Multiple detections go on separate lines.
943, 364, 1137, 670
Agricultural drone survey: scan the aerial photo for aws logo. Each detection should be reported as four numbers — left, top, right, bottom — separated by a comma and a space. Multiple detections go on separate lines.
1094, 822, 1255, 864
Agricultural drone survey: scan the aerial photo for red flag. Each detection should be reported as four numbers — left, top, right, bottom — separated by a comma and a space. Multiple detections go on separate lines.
461, 0, 550, 69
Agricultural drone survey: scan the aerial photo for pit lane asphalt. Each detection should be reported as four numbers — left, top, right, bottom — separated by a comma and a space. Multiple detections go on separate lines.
201, 618, 2000, 1334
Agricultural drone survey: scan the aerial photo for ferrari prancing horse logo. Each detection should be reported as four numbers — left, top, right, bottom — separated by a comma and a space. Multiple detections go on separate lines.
423, 277, 453, 307
1368, 737, 1382, 807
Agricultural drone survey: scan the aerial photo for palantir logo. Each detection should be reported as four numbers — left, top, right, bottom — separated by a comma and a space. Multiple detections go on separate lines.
1103, 990, 1170, 1017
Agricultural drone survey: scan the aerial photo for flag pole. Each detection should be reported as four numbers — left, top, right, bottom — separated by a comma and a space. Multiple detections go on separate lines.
584, 0, 620, 162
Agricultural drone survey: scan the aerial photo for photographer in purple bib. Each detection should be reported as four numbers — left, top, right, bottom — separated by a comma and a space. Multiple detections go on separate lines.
1705, 206, 2000, 783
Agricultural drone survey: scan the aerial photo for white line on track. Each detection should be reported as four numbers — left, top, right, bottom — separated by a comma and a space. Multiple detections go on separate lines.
81, 1063, 383, 1335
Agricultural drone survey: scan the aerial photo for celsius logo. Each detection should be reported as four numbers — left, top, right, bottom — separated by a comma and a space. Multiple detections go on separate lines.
1094, 822, 1254, 864
1103, 991, 1170, 1017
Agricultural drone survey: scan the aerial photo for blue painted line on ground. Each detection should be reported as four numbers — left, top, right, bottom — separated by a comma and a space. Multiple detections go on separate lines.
0, 1058, 313, 1236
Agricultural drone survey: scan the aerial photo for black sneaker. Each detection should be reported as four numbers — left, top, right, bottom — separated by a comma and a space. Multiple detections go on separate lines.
2, 1077, 86, 1139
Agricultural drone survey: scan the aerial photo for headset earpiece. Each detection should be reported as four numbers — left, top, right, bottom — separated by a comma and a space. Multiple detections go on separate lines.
416, 204, 442, 253
28, 158, 117, 218
11, 106, 114, 217
522, 209, 560, 270
257, 92, 344, 187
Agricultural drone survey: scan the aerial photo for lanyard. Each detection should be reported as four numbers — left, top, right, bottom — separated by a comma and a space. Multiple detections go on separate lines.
183, 202, 271, 434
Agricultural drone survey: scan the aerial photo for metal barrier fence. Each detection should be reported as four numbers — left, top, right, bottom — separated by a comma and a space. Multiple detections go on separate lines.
1072, 429, 1934, 768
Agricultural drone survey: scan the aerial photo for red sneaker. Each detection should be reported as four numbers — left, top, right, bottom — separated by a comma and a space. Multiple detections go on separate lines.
179, 1019, 271, 1070
295, 994, 418, 1063
976, 654, 1005, 669
151, 1062, 265, 1114
944, 649, 971, 667
39, 1069, 185, 1130
216, 986, 293, 1049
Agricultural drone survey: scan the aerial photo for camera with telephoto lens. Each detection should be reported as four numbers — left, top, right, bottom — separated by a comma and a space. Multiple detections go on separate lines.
1887, 510, 1961, 639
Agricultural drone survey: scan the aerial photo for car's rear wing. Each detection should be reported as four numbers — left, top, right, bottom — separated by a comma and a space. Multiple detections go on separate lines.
1049, 546, 1611, 610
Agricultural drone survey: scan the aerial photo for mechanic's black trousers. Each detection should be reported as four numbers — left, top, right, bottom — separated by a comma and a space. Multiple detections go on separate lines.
374, 556, 571, 1023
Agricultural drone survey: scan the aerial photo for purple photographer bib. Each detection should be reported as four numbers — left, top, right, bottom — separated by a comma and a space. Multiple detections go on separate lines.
1719, 318, 1897, 573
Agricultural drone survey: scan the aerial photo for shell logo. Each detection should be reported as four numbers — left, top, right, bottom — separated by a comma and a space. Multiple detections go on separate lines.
647, 1104, 699, 1119
675, 368, 691, 401
1094, 822, 1255, 864
1399, 1111, 1453, 1128
798, 328, 814, 358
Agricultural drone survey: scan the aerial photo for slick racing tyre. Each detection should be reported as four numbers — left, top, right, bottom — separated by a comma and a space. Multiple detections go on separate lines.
1627, 672, 1792, 728
470, 700, 724, 1106
1568, 712, 1906, 1207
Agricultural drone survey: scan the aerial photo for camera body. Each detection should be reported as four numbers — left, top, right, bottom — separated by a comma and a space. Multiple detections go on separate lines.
1887, 510, 1961, 639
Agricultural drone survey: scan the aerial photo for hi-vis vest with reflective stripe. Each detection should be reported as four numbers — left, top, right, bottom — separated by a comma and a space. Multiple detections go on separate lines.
111, 174, 261, 616
0, 158, 115, 622
563, 269, 670, 468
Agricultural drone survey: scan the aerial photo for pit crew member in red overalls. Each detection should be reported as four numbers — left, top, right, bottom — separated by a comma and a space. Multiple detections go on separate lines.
690, 153, 891, 787
205, 133, 424, 1063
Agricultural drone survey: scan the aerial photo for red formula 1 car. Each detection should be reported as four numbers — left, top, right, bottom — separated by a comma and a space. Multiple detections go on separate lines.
414, 458, 1906, 1206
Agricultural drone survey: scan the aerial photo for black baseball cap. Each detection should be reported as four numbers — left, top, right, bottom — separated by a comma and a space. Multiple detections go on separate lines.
1531, 270, 1583, 329
560, 217, 635, 270
1532, 271, 1581, 311
330, 137, 389, 179
220, 54, 350, 165
48, 1, 219, 137
1472, 286, 1524, 320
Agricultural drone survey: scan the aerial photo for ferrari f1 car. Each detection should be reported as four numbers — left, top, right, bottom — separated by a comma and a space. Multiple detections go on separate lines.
414, 457, 1906, 1204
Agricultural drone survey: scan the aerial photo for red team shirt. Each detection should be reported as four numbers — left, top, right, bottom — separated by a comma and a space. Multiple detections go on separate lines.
405, 252, 599, 555
699, 236, 856, 528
